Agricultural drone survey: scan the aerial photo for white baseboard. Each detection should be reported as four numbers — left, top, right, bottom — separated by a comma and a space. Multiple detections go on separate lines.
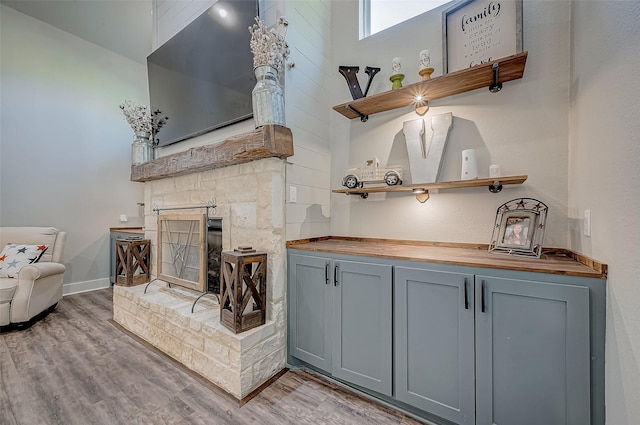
63, 278, 111, 296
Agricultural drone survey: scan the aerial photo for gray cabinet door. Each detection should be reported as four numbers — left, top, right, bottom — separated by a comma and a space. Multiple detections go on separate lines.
395, 267, 475, 424
332, 260, 393, 396
289, 254, 333, 372
475, 276, 591, 425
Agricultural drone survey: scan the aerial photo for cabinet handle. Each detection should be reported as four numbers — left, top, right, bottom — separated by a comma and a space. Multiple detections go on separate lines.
481, 279, 486, 313
464, 278, 469, 310
334, 264, 339, 286
325, 262, 330, 285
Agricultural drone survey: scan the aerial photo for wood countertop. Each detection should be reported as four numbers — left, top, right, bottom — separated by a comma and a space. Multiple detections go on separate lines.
110, 227, 145, 234
287, 237, 607, 279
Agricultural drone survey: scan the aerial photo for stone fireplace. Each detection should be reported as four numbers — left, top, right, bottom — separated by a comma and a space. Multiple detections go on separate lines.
113, 125, 292, 400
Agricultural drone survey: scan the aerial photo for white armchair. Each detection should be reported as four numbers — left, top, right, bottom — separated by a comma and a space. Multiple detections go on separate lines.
0, 227, 66, 326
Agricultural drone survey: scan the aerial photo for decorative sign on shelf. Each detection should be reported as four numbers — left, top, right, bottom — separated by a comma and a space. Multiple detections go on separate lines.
443, 0, 523, 73
338, 66, 381, 100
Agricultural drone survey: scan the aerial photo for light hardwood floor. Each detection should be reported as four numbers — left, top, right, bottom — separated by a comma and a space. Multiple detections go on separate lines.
0, 288, 422, 425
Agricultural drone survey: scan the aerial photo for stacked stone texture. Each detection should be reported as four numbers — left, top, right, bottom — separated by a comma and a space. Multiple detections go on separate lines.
114, 157, 286, 398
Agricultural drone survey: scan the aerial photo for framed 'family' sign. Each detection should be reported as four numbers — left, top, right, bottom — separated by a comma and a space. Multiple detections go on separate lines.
443, 0, 523, 73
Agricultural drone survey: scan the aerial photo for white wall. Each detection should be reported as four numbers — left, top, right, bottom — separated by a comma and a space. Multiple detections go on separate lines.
329, 1, 571, 248
569, 1, 640, 423
0, 5, 148, 293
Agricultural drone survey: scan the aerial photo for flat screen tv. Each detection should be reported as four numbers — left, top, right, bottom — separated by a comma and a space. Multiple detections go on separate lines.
147, 0, 258, 147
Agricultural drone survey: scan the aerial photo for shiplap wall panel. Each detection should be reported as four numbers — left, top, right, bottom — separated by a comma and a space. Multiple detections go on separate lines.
286, 162, 329, 189
289, 108, 329, 141
284, 0, 332, 239
288, 125, 330, 153
286, 184, 330, 206
287, 57, 329, 108
286, 202, 330, 222
288, 143, 330, 174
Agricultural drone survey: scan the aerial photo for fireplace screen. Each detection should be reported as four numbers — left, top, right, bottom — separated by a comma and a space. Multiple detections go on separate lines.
158, 214, 207, 292
206, 218, 222, 295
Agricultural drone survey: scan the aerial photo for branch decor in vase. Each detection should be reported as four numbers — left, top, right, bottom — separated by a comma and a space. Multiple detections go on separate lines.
248, 16, 290, 128
119, 100, 168, 165
150, 109, 169, 148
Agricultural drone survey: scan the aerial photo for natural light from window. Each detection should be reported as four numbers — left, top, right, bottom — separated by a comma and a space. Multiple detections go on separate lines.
361, 0, 452, 38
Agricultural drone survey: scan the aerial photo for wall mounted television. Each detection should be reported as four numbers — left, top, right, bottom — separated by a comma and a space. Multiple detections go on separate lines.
147, 0, 259, 147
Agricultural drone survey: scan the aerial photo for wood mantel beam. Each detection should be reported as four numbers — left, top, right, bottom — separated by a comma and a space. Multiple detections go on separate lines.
130, 124, 294, 182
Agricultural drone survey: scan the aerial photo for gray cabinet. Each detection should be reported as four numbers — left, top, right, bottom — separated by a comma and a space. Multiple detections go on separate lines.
395, 267, 593, 425
288, 253, 393, 396
475, 275, 591, 425
394, 267, 475, 424
289, 250, 604, 425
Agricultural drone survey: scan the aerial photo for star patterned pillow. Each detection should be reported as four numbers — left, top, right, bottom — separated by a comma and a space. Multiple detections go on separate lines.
0, 243, 49, 278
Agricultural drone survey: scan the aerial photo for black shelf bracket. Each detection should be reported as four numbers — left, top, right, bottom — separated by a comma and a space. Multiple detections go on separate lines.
489, 180, 503, 193
363, 66, 381, 97
346, 191, 369, 199
489, 63, 503, 93
346, 104, 368, 122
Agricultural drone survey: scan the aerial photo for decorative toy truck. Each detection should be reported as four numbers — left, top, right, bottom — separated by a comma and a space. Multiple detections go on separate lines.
342, 157, 403, 188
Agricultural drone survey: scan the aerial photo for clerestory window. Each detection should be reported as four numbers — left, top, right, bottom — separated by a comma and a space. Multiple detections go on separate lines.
360, 0, 452, 39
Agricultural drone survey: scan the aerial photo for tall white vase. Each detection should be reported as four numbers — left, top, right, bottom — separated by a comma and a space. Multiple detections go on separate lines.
252, 65, 285, 128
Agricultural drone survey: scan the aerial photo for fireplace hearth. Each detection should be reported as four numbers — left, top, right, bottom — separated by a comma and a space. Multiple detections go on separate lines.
113, 283, 283, 399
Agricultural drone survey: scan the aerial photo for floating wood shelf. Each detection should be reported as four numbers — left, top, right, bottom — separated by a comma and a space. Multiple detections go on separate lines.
333, 175, 528, 202
333, 52, 528, 120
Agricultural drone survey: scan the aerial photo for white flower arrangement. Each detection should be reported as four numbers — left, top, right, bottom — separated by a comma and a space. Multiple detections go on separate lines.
119, 100, 151, 134
119, 101, 169, 145
248, 16, 290, 74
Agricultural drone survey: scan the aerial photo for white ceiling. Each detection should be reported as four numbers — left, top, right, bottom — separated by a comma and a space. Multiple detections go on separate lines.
2, 0, 153, 64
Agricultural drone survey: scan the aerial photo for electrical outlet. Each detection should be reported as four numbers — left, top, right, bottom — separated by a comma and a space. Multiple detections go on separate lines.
289, 186, 297, 203
583, 209, 591, 237
120, 214, 128, 222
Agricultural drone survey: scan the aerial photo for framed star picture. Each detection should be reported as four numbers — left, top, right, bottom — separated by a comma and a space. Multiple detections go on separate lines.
489, 198, 548, 258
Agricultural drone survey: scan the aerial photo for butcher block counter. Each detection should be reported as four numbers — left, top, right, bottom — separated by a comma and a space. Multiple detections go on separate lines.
286, 236, 607, 279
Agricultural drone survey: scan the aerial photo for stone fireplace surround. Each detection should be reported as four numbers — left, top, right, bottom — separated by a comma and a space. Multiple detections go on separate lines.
113, 125, 293, 400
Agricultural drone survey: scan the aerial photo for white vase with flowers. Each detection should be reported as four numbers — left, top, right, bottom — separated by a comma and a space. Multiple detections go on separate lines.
248, 16, 290, 128
119, 101, 168, 164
